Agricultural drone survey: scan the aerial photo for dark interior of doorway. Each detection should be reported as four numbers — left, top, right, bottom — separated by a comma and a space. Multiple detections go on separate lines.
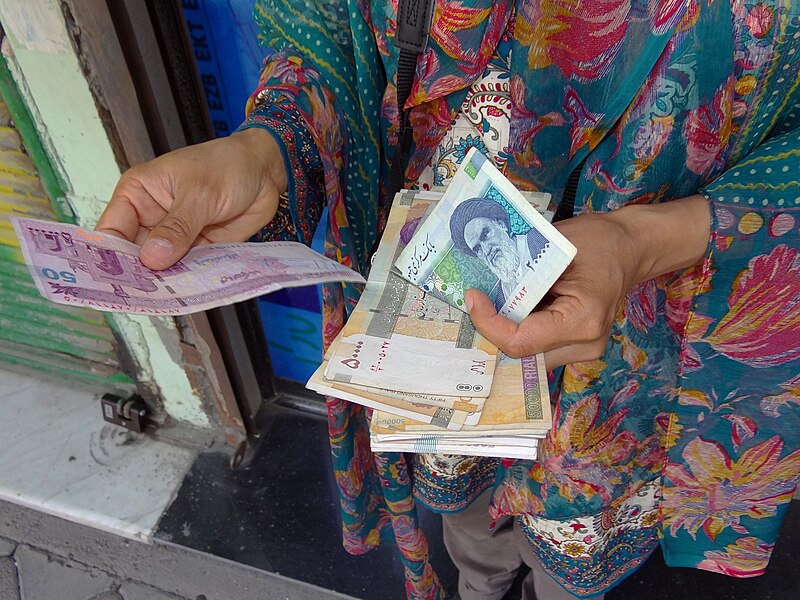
154, 402, 800, 599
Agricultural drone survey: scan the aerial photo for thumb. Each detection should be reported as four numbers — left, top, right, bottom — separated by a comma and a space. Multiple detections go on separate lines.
464, 288, 520, 350
140, 207, 204, 270
466, 289, 572, 359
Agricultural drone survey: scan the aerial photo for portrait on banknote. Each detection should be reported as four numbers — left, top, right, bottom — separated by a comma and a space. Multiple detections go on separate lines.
449, 196, 552, 312
395, 148, 576, 323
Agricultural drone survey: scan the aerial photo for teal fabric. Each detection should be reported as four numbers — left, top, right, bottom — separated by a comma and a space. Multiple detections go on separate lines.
244, 1, 800, 597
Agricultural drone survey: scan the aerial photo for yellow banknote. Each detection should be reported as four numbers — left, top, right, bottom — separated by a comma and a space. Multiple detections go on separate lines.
325, 190, 498, 397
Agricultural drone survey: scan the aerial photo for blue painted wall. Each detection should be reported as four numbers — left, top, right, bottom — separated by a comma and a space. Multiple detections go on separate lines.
257, 210, 327, 382
180, 1, 325, 382
181, 0, 263, 138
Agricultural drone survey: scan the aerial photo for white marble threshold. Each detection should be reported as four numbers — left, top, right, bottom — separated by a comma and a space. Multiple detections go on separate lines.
0, 368, 196, 542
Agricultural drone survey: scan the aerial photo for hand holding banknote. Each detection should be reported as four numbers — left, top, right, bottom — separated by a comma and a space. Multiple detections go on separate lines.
466, 196, 712, 369
395, 148, 575, 324
96, 128, 287, 270
12, 217, 365, 316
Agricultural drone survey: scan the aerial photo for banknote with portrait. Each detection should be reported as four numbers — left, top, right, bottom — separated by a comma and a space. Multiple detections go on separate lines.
395, 148, 576, 323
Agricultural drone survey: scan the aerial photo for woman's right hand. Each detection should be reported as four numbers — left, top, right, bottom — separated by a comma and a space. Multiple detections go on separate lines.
96, 127, 288, 270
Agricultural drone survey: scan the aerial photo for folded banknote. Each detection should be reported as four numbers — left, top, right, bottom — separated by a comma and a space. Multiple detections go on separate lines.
307, 359, 473, 430
322, 328, 487, 417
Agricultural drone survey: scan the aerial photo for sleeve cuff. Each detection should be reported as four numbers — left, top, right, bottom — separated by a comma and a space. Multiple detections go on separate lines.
236, 96, 324, 245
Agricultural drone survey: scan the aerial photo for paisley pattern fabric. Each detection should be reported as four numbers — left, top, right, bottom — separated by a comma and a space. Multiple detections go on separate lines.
418, 14, 515, 189
244, 1, 800, 598
239, 94, 324, 243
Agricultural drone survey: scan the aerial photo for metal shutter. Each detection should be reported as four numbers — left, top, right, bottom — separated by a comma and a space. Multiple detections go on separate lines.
0, 61, 134, 391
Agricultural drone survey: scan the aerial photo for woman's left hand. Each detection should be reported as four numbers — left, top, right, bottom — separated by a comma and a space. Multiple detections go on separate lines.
465, 195, 711, 369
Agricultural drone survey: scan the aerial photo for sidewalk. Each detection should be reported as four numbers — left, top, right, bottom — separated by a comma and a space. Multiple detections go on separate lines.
0, 367, 413, 600
0, 498, 349, 600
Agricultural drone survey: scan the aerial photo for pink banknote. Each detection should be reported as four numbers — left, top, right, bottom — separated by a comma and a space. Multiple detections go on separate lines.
11, 217, 365, 316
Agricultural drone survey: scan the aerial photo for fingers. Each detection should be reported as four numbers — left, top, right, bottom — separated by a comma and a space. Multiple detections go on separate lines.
141, 202, 208, 270
97, 137, 281, 270
466, 288, 569, 358
98, 173, 168, 246
466, 289, 607, 365
542, 344, 587, 371
98, 175, 193, 269
96, 196, 146, 242
465, 288, 520, 347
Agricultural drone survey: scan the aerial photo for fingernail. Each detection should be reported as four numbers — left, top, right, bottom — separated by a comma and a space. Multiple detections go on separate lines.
465, 291, 473, 312
141, 237, 173, 266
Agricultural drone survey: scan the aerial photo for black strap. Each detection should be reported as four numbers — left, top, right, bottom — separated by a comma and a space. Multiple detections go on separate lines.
553, 157, 587, 223
368, 0, 432, 269
386, 49, 417, 208
384, 0, 434, 216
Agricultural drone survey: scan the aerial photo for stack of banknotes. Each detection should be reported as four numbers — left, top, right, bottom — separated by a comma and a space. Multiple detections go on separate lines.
308, 148, 577, 459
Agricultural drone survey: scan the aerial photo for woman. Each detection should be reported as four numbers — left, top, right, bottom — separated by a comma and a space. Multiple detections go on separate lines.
98, 1, 800, 598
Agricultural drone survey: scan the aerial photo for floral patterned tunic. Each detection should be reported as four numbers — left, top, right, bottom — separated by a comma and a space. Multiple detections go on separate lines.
239, 1, 800, 598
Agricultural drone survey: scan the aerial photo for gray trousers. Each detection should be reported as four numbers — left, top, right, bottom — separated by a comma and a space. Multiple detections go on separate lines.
441, 490, 604, 600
